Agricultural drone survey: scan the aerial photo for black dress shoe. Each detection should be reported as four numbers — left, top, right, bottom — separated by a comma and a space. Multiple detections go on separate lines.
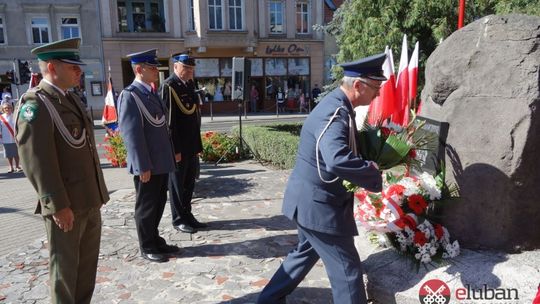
174, 223, 197, 234
141, 252, 168, 263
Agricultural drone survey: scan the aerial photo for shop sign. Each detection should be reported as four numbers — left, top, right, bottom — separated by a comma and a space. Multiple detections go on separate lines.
265, 44, 307, 56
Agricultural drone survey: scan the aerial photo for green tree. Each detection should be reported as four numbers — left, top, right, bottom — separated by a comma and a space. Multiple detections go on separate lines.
323, 0, 539, 91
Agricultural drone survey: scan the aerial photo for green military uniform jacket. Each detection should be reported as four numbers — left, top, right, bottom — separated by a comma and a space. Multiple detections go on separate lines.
16, 80, 109, 215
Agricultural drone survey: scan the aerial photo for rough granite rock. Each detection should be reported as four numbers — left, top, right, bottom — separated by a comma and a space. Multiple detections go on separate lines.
420, 14, 540, 251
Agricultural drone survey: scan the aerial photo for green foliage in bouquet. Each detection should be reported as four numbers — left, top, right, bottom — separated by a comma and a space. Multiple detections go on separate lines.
357, 128, 412, 170
201, 131, 241, 163
103, 131, 127, 168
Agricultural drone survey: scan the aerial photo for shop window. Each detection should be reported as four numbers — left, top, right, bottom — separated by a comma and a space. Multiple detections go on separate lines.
288, 58, 309, 75
117, 0, 166, 33
296, 0, 309, 34
265, 58, 287, 76
60, 17, 80, 39
268, 1, 283, 34
0, 17, 5, 44
228, 0, 243, 30
248, 58, 263, 77
208, 0, 223, 30
31, 17, 50, 44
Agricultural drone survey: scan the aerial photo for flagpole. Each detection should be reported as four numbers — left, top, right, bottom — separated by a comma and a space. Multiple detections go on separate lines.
458, 0, 465, 29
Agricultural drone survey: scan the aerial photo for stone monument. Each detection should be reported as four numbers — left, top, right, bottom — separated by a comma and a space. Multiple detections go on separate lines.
420, 14, 540, 251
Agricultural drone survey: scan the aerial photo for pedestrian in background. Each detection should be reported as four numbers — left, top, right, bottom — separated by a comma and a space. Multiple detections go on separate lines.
276, 87, 285, 113
117, 49, 180, 263
250, 85, 259, 113
15, 38, 109, 304
257, 53, 387, 304
311, 83, 321, 100
0, 101, 20, 173
159, 52, 207, 234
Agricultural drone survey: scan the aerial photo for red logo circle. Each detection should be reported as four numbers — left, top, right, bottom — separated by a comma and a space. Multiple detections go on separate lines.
418, 279, 451, 304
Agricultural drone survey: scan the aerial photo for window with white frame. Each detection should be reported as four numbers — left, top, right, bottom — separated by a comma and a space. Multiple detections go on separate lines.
208, 0, 223, 30
60, 17, 80, 39
188, 0, 195, 31
296, 0, 309, 34
0, 17, 5, 44
228, 0, 243, 30
268, 1, 283, 34
31, 17, 50, 44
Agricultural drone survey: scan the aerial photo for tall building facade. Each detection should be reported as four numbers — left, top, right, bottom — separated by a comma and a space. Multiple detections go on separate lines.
100, 0, 326, 111
0, 0, 105, 112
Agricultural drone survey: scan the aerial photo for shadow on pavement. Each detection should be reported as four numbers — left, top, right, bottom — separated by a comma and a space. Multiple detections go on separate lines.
180, 234, 298, 259
0, 207, 23, 214
195, 176, 256, 198
207, 215, 295, 231
217, 287, 333, 304
0, 171, 26, 179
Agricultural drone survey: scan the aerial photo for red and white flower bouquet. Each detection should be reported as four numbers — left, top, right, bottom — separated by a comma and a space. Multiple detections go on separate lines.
354, 170, 460, 265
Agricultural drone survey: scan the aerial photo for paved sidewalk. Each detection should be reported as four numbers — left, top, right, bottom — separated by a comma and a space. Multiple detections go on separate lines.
0, 161, 333, 303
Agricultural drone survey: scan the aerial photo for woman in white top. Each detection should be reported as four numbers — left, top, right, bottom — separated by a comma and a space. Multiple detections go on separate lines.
0, 101, 21, 173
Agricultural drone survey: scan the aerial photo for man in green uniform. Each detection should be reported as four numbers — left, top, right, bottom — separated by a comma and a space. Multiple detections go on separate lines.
15, 38, 109, 304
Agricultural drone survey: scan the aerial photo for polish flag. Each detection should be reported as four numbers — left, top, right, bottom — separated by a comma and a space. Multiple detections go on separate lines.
29, 73, 41, 89
101, 76, 118, 125
408, 41, 419, 115
392, 34, 409, 126
367, 46, 396, 125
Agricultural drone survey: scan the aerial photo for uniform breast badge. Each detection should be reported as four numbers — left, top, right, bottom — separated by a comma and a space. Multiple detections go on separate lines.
72, 127, 80, 138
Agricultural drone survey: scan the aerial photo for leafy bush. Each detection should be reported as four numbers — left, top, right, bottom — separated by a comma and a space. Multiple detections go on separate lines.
236, 123, 302, 169
103, 131, 127, 167
201, 131, 241, 163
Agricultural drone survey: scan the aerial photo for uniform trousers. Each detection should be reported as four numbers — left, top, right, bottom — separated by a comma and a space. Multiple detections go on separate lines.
134, 173, 168, 253
168, 154, 198, 226
257, 224, 367, 304
44, 207, 101, 304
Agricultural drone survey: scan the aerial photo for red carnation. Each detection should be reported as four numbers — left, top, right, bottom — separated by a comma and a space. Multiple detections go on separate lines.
407, 194, 428, 215
434, 224, 445, 240
414, 230, 427, 246
408, 149, 417, 159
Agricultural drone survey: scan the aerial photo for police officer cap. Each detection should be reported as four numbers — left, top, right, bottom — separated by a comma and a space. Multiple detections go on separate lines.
339, 52, 387, 81
31, 38, 85, 65
126, 49, 161, 66
171, 52, 196, 67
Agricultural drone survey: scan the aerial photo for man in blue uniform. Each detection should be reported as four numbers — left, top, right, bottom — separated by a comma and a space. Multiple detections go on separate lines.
159, 53, 206, 234
117, 49, 180, 263
257, 53, 387, 304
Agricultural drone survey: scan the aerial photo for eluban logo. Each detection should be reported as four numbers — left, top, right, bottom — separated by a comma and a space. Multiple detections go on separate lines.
418, 279, 451, 304
455, 284, 519, 301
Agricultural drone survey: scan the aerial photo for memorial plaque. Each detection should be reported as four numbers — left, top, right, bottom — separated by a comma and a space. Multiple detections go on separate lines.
414, 116, 449, 175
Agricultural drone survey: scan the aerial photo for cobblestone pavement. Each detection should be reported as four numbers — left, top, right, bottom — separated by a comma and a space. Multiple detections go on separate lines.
0, 161, 333, 304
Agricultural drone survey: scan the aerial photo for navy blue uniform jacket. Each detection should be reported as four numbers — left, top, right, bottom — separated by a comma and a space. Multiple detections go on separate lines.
117, 81, 175, 175
282, 88, 383, 236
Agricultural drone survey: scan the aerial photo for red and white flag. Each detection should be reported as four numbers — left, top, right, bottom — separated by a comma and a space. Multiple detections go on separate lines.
408, 41, 419, 114
29, 73, 41, 89
101, 76, 117, 125
367, 46, 396, 125
392, 34, 409, 126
